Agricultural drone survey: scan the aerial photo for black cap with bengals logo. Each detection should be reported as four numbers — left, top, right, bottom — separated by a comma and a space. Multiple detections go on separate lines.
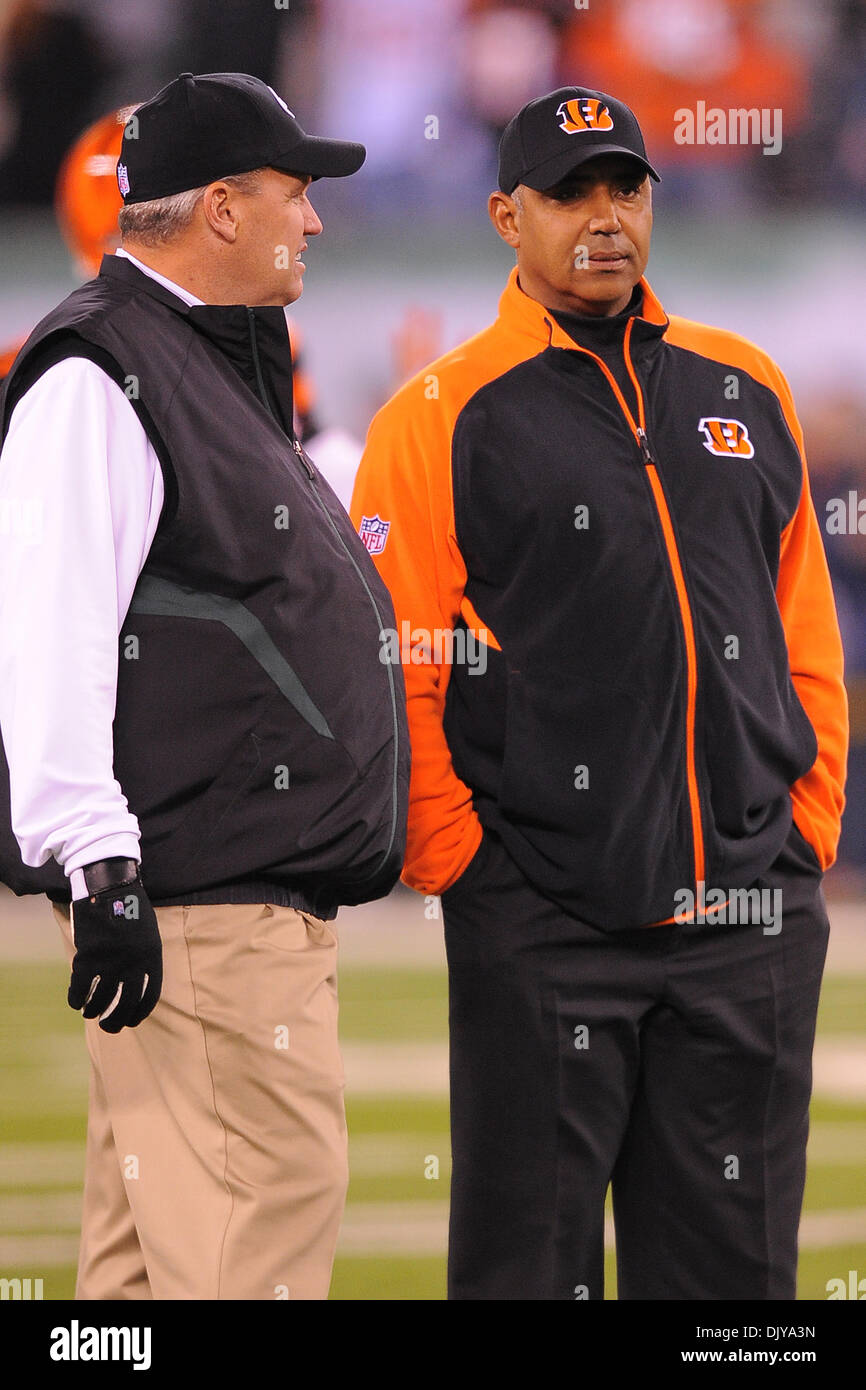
116, 71, 366, 205
498, 86, 660, 195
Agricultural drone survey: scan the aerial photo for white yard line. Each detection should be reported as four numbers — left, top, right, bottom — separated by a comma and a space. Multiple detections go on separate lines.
341, 1042, 449, 1094
342, 1038, 866, 1102
0, 1192, 81, 1232
0, 1143, 84, 1185
2, 1205, 865, 1268
0, 1233, 79, 1267
812, 1040, 866, 1102
336, 1205, 866, 1258
337, 1201, 449, 1255
799, 1208, 866, 1248
806, 1123, 866, 1163
0, 1122, 859, 1197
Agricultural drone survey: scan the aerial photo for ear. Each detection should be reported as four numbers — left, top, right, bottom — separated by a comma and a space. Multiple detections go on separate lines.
200, 181, 240, 244
488, 190, 521, 249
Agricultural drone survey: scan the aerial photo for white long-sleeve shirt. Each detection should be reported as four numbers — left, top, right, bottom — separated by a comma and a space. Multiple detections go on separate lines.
0, 249, 202, 899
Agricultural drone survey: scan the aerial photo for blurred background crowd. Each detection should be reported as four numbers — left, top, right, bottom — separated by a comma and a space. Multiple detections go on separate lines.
0, 0, 864, 880
2, 0, 866, 211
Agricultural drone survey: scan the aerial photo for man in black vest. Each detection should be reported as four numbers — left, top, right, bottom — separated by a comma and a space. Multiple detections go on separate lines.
0, 72, 409, 1300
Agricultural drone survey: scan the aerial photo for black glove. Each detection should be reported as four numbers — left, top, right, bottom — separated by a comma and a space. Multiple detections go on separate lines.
68, 858, 162, 1033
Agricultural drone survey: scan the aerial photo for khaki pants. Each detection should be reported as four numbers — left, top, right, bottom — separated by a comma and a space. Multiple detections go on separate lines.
53, 899, 348, 1300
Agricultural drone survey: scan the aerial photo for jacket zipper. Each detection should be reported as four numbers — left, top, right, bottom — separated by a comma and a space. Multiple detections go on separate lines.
244, 309, 403, 878
552, 315, 706, 912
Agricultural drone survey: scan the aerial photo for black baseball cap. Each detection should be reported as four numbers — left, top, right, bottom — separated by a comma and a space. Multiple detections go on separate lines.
116, 71, 366, 205
498, 87, 660, 195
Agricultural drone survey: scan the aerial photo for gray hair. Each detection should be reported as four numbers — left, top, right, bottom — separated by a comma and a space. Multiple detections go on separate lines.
118, 168, 266, 246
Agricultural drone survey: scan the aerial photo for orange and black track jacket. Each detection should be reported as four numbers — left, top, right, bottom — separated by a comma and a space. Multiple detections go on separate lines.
351, 267, 848, 931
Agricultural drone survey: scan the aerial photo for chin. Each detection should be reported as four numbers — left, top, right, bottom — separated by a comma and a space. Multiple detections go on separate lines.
587, 289, 628, 305
575, 274, 633, 300
574, 269, 630, 290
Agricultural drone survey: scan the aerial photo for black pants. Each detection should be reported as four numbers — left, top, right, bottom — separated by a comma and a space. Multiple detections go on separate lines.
441, 823, 829, 1300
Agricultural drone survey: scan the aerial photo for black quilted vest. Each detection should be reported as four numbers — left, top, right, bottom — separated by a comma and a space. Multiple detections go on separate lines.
0, 254, 409, 916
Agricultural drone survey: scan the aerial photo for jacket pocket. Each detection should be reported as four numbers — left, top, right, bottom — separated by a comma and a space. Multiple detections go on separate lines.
499, 673, 680, 847
440, 830, 498, 903
775, 818, 823, 878
160, 728, 265, 875
496, 669, 685, 927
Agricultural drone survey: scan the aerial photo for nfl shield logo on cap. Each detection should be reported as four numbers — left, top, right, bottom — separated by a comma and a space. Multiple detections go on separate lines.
116, 162, 130, 197
359, 515, 390, 555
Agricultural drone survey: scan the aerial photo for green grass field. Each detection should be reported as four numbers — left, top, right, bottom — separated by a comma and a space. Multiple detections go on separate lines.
1, 957, 864, 1300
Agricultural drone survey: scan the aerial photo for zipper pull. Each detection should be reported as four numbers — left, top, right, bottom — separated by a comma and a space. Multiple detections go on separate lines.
292, 437, 316, 480
636, 427, 655, 467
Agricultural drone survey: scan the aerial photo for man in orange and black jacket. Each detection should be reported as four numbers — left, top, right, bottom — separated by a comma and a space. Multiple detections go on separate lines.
351, 88, 848, 1301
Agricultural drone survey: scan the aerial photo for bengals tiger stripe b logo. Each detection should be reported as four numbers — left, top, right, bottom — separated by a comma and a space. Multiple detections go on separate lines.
698, 417, 755, 458
557, 98, 615, 134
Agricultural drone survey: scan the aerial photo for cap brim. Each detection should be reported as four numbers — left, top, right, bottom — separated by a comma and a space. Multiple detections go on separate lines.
519, 145, 660, 191
271, 134, 366, 180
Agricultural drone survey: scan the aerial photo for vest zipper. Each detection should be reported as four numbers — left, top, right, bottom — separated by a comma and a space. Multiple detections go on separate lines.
290, 437, 404, 880
245, 307, 403, 879
246, 307, 274, 412
292, 437, 316, 479
246, 308, 316, 480
551, 315, 706, 913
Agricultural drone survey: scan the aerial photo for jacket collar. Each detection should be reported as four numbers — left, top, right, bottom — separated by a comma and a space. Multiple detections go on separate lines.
114, 247, 203, 308
97, 253, 295, 439
99, 252, 194, 316
496, 264, 668, 351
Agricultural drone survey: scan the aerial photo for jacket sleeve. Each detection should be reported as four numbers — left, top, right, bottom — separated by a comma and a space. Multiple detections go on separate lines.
774, 375, 848, 870
350, 384, 483, 895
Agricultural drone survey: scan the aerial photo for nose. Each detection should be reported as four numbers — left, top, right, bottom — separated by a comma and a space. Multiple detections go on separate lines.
585, 187, 621, 235
303, 195, 323, 236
